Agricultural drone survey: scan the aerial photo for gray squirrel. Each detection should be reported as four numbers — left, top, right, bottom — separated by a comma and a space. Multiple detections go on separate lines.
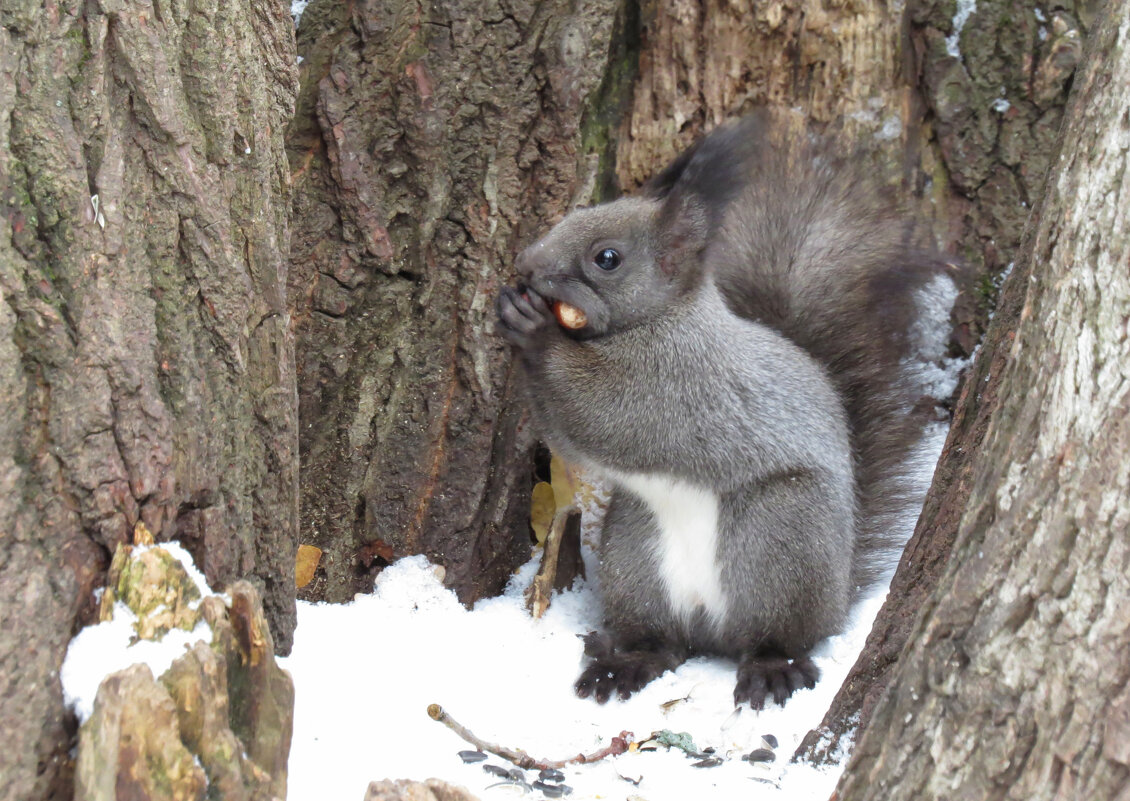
496, 112, 952, 709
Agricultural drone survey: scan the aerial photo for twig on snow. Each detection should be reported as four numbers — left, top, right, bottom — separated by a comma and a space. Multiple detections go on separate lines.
427, 703, 632, 770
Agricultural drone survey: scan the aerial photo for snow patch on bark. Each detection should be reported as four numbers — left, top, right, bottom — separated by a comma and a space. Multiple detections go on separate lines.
946, 0, 978, 58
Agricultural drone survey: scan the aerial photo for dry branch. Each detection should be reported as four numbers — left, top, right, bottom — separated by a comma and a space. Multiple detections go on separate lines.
427, 704, 632, 770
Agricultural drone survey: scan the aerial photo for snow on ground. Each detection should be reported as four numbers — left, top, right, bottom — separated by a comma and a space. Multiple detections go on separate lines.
60, 423, 942, 801
60, 280, 960, 801
283, 555, 878, 801
59, 444, 954, 801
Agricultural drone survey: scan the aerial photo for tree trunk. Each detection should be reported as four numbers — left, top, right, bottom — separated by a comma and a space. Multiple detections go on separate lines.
836, 1, 1130, 796
0, 0, 298, 796
287, 0, 627, 603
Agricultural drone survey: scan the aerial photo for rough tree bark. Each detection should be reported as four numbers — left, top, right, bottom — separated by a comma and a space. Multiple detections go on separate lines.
287, 0, 628, 603
909, 0, 1092, 348
0, 0, 298, 797
615, 0, 913, 186
836, 1, 1130, 796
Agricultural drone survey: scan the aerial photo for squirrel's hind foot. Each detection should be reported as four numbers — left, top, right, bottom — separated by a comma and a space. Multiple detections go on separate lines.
574, 633, 686, 703
734, 652, 819, 710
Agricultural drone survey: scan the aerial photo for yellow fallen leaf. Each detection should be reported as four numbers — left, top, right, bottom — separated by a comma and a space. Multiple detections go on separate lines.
295, 544, 323, 588
530, 481, 556, 545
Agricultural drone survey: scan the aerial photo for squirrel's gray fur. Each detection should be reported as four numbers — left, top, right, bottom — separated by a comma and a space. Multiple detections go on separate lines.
497, 112, 951, 708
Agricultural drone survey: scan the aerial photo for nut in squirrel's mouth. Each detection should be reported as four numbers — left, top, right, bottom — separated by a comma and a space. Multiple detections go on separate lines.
553, 300, 588, 330
518, 284, 588, 330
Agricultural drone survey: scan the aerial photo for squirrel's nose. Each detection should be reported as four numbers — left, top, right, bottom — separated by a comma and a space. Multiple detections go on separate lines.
515, 242, 550, 278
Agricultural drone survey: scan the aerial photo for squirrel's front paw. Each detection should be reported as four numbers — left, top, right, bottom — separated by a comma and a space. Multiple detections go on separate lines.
496, 286, 555, 350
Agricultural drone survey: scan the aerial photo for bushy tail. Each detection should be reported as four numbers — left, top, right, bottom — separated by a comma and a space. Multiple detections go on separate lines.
645, 111, 959, 592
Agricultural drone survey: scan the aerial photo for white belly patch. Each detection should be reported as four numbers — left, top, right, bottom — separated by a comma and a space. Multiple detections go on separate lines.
609, 471, 728, 627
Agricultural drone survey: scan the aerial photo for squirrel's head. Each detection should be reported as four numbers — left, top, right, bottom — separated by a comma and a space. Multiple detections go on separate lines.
514, 194, 710, 337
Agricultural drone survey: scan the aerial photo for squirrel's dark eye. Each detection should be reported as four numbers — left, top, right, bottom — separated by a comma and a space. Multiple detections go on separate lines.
593, 248, 622, 271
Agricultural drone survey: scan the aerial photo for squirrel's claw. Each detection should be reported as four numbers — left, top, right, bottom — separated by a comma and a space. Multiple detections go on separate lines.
734, 653, 819, 710
575, 656, 652, 703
